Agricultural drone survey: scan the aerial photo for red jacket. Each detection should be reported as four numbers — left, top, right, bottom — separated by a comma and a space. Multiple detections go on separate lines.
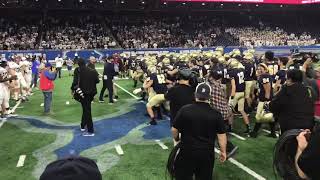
315, 79, 320, 117
40, 70, 55, 91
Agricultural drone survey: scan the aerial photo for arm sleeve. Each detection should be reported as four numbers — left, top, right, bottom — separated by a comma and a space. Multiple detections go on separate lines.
172, 108, 184, 131
216, 113, 226, 134
44, 70, 57, 80
164, 87, 174, 101
70, 68, 79, 90
269, 86, 287, 114
95, 70, 100, 84
298, 130, 320, 179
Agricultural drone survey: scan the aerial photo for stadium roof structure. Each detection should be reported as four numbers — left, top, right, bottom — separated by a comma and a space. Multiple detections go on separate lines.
0, 0, 319, 12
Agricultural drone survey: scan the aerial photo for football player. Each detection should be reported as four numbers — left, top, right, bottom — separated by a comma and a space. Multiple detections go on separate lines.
249, 63, 276, 138
0, 60, 17, 119
264, 51, 279, 77
144, 65, 169, 125
243, 54, 256, 109
228, 58, 251, 133
274, 57, 289, 93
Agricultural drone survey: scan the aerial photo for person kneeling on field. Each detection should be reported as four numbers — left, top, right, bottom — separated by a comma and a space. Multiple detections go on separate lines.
144, 66, 169, 125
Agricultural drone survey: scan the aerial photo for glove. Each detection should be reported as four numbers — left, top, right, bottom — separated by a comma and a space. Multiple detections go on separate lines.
133, 88, 143, 95
228, 96, 234, 107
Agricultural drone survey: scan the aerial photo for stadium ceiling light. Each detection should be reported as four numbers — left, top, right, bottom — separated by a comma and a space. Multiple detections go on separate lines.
163, 2, 167, 5
58, 0, 61, 2
99, 0, 102, 3
79, 0, 82, 2
256, 4, 259, 7
182, 2, 186, 5
280, 4, 283, 7
202, 3, 205, 5
238, 4, 241, 6
220, 3, 223, 6
35, 0, 38, 2
120, 0, 124, 3
141, 1, 145, 4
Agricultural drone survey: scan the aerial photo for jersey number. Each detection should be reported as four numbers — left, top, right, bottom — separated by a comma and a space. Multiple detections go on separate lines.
157, 74, 166, 84
268, 65, 278, 75
237, 72, 245, 84
250, 67, 254, 77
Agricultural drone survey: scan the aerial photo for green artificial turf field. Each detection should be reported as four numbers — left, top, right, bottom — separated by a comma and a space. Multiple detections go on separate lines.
0, 67, 279, 180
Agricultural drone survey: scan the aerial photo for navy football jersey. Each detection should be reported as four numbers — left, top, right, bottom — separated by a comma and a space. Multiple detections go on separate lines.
274, 69, 287, 85
222, 66, 231, 84
258, 73, 273, 101
150, 73, 168, 94
128, 59, 138, 70
229, 68, 245, 92
265, 61, 279, 77
174, 61, 188, 70
243, 62, 256, 81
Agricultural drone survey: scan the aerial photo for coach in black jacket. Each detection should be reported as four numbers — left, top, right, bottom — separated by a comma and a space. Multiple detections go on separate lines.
270, 69, 315, 133
71, 58, 99, 136
99, 57, 117, 103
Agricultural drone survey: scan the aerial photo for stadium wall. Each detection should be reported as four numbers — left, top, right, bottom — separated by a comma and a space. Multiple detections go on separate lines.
1, 46, 320, 62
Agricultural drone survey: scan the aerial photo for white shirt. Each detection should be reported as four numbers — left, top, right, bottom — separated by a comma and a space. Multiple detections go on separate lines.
0, 67, 8, 94
55, 57, 64, 68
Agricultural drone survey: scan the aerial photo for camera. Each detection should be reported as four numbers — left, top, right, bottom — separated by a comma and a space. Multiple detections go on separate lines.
76, 88, 85, 99
292, 52, 319, 65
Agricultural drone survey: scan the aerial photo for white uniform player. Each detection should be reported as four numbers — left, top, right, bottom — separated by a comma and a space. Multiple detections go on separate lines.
20, 58, 32, 95
0, 65, 10, 117
9, 58, 28, 101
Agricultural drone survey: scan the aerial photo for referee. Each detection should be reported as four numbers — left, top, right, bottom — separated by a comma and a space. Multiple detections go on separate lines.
172, 83, 227, 180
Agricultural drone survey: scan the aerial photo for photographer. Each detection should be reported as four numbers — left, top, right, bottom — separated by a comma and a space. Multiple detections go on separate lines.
39, 63, 57, 115
71, 58, 99, 137
273, 129, 320, 180
270, 69, 315, 133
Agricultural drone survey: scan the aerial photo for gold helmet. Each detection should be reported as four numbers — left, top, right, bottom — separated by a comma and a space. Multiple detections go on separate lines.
218, 56, 226, 64
148, 66, 157, 74
216, 46, 224, 53
227, 58, 240, 68
162, 58, 170, 65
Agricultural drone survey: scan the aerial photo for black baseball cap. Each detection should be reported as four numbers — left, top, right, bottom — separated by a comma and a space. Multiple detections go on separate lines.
195, 83, 212, 100
40, 156, 102, 180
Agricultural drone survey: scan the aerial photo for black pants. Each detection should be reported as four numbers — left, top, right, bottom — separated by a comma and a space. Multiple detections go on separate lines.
175, 148, 215, 180
99, 79, 113, 103
80, 94, 94, 133
56, 67, 62, 78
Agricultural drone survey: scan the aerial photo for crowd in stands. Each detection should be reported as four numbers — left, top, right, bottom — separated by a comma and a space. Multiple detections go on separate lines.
0, 15, 319, 50
226, 26, 317, 47
40, 16, 117, 50
0, 17, 40, 50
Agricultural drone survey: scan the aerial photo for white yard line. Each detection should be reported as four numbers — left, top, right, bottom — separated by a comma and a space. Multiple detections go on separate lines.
114, 83, 140, 100
0, 119, 7, 128
16, 155, 26, 167
214, 148, 266, 180
229, 132, 246, 141
12, 99, 22, 112
262, 129, 280, 137
155, 140, 168, 150
115, 145, 124, 155
0, 100, 21, 129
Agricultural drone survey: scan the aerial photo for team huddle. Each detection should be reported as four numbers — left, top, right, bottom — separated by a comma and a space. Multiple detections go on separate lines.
0, 56, 36, 119
122, 47, 316, 138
